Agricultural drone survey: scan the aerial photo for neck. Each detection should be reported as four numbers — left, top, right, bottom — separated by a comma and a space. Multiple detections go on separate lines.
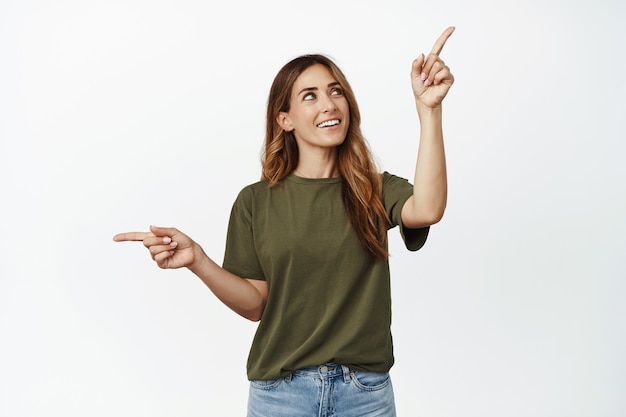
295, 151, 339, 179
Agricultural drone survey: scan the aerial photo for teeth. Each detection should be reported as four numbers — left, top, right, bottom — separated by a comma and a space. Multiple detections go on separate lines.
317, 119, 340, 128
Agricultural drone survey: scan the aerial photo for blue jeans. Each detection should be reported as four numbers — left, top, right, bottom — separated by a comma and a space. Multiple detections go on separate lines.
247, 363, 396, 417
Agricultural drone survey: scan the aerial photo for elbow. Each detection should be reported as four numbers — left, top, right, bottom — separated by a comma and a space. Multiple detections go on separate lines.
246, 313, 263, 322
421, 197, 447, 226
242, 306, 265, 322
239, 278, 268, 322
402, 195, 446, 228
403, 203, 446, 228
426, 206, 446, 225
414, 211, 444, 228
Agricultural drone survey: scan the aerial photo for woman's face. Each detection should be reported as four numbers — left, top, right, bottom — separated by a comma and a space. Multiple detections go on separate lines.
277, 64, 350, 154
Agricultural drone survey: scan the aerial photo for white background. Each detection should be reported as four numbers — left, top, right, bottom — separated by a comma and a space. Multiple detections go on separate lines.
1, 0, 625, 416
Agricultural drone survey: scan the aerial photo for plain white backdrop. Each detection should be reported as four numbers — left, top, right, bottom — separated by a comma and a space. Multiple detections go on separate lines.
1, 0, 625, 416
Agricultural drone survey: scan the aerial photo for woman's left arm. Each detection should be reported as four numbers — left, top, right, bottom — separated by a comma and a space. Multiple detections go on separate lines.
402, 26, 455, 229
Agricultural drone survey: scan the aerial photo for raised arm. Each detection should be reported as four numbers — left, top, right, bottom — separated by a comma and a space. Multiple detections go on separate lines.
401, 26, 455, 228
113, 225, 268, 321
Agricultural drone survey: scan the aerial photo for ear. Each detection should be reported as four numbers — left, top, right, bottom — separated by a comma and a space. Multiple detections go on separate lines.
276, 112, 293, 132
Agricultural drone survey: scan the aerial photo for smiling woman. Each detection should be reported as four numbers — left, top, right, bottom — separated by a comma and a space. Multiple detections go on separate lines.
113, 27, 455, 416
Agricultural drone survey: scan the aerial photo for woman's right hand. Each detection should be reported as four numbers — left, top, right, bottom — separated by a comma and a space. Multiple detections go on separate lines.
113, 225, 198, 269
114, 225, 268, 321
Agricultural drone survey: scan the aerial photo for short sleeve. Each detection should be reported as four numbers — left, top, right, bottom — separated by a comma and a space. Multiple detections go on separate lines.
222, 187, 266, 280
381, 171, 429, 251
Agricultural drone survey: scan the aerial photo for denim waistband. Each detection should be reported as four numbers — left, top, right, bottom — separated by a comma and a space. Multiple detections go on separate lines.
290, 363, 352, 383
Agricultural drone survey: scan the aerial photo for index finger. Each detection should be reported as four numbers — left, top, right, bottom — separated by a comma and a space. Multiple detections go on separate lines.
113, 231, 152, 242
429, 26, 455, 56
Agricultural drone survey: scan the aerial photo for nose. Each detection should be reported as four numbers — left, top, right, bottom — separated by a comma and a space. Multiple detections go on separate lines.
320, 93, 337, 113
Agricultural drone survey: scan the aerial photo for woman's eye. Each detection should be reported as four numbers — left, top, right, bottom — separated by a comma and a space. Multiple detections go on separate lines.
331, 87, 343, 96
303, 92, 316, 101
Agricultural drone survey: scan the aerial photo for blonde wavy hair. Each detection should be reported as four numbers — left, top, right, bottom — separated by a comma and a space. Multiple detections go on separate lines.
262, 54, 390, 261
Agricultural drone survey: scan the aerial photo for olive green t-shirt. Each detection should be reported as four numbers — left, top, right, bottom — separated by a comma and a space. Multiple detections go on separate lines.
222, 172, 429, 380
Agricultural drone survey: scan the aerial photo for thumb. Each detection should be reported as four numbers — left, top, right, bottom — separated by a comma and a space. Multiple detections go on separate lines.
411, 53, 425, 79
149, 225, 178, 237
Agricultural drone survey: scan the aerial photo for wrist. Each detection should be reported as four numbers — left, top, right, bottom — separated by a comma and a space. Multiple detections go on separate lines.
415, 102, 443, 123
188, 243, 210, 274
415, 99, 442, 114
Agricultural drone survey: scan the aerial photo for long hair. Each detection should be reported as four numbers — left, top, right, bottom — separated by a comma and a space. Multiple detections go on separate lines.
262, 54, 390, 261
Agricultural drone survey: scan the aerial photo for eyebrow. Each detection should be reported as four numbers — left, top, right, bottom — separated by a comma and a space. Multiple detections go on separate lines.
297, 81, 341, 97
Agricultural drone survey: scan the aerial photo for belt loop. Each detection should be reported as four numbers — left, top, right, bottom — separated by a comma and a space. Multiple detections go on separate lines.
341, 365, 351, 383
284, 372, 293, 382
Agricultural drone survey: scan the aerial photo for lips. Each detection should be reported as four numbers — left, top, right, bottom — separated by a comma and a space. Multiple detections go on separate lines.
317, 119, 341, 128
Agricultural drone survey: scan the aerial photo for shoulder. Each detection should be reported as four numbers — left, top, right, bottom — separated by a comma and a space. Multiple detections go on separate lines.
235, 179, 270, 199
228, 180, 266, 211
231, 178, 291, 211
381, 171, 412, 191
380, 171, 414, 222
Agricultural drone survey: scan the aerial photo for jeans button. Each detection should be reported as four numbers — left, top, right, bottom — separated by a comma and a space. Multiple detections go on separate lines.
320, 366, 328, 373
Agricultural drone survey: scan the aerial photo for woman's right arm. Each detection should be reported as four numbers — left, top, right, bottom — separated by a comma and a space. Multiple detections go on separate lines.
113, 225, 268, 322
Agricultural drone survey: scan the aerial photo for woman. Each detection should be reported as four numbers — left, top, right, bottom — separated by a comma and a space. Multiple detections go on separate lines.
114, 26, 455, 417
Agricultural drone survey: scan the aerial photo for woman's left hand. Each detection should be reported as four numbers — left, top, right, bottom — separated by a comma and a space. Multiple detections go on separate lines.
412, 26, 455, 109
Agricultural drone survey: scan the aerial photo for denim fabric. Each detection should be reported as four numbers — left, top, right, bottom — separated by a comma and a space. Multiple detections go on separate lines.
247, 363, 396, 417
